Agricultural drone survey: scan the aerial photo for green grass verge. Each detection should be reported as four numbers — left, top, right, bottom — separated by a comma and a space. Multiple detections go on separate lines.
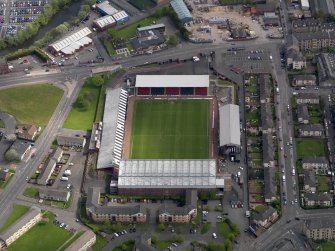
63, 83, 101, 131
7, 212, 73, 251
312, 241, 335, 251
59, 231, 84, 251
130, 100, 209, 159
0, 204, 30, 234
155, 240, 173, 250
23, 187, 39, 198
201, 222, 211, 234
0, 172, 14, 189
113, 240, 135, 251
296, 139, 326, 157
108, 16, 158, 39
103, 39, 117, 56
0, 84, 63, 126
92, 234, 107, 251
0, 119, 5, 128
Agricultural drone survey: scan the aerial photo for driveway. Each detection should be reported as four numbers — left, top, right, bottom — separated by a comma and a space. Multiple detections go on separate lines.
0, 112, 16, 135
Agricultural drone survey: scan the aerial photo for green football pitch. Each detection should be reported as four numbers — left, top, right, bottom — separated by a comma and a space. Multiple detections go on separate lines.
130, 99, 209, 159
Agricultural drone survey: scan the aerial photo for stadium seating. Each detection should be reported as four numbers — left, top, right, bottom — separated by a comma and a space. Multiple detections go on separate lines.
112, 89, 128, 165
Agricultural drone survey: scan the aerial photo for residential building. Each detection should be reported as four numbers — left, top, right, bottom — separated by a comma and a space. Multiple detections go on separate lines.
302, 157, 329, 173
158, 190, 197, 224
316, 53, 335, 86
262, 134, 274, 168
37, 148, 63, 185
0, 58, 9, 75
303, 218, 335, 240
8, 140, 31, 161
86, 187, 147, 223
297, 105, 310, 124
292, 74, 317, 86
57, 133, 86, 148
259, 74, 271, 103
0, 207, 42, 247
170, 0, 193, 24
65, 230, 96, 251
296, 93, 319, 104
303, 170, 317, 193
292, 19, 335, 33
264, 167, 276, 203
130, 29, 166, 52
39, 188, 70, 202
303, 193, 333, 207
298, 124, 323, 137
260, 103, 274, 134
286, 48, 306, 70
16, 124, 39, 141
0, 170, 10, 181
294, 31, 335, 51
253, 206, 278, 228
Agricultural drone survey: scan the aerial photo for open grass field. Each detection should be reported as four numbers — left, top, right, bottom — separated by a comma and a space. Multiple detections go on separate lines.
312, 241, 335, 251
130, 100, 209, 159
296, 139, 326, 157
0, 204, 29, 233
7, 212, 73, 251
0, 84, 63, 126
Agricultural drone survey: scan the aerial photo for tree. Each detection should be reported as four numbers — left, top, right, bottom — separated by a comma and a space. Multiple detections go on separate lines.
167, 35, 178, 47
74, 95, 89, 111
224, 239, 233, 251
55, 24, 69, 34
151, 234, 157, 244
158, 223, 165, 231
171, 233, 184, 243
121, 243, 127, 251
89, 75, 105, 87
5, 149, 18, 161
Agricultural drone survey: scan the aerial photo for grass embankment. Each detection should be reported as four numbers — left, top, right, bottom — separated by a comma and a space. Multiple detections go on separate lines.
0, 204, 30, 233
0, 84, 63, 126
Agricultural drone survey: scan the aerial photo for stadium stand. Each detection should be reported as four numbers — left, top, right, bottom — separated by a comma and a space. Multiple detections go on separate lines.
165, 87, 180, 95
151, 87, 165, 95
97, 88, 128, 169
180, 87, 194, 95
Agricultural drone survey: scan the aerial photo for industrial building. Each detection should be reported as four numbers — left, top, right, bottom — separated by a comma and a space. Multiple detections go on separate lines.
135, 75, 209, 95
136, 23, 166, 35
112, 11, 129, 24
130, 29, 166, 52
93, 15, 116, 30
95, 1, 118, 16
117, 159, 224, 196
48, 27, 92, 56
170, 0, 193, 24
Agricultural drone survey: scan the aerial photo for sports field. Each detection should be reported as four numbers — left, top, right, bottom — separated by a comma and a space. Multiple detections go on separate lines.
130, 100, 209, 159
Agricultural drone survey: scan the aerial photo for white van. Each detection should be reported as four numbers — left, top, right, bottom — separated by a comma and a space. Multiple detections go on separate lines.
292, 169, 295, 176
282, 175, 286, 182
60, 176, 69, 181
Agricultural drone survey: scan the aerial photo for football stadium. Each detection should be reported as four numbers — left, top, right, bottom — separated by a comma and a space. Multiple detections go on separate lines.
97, 75, 240, 196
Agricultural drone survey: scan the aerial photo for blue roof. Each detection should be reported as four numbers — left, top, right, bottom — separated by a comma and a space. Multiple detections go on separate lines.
170, 0, 192, 23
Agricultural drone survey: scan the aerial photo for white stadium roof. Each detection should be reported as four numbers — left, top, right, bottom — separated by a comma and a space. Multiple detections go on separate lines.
118, 159, 224, 189
135, 75, 209, 88
49, 27, 92, 52
94, 15, 116, 28
219, 104, 240, 147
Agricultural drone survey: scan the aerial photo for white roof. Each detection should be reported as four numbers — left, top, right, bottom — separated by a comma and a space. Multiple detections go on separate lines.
60, 36, 92, 55
50, 27, 92, 52
96, 1, 118, 15
219, 104, 240, 146
136, 75, 209, 88
94, 15, 116, 28
137, 23, 165, 32
300, 0, 309, 8
118, 159, 218, 188
112, 11, 128, 21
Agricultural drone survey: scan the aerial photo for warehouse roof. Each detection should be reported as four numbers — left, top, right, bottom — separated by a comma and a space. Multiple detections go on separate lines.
170, 0, 192, 22
112, 11, 128, 22
96, 1, 118, 15
94, 15, 116, 28
49, 27, 92, 52
118, 159, 222, 189
135, 75, 209, 88
137, 23, 165, 32
219, 104, 240, 146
